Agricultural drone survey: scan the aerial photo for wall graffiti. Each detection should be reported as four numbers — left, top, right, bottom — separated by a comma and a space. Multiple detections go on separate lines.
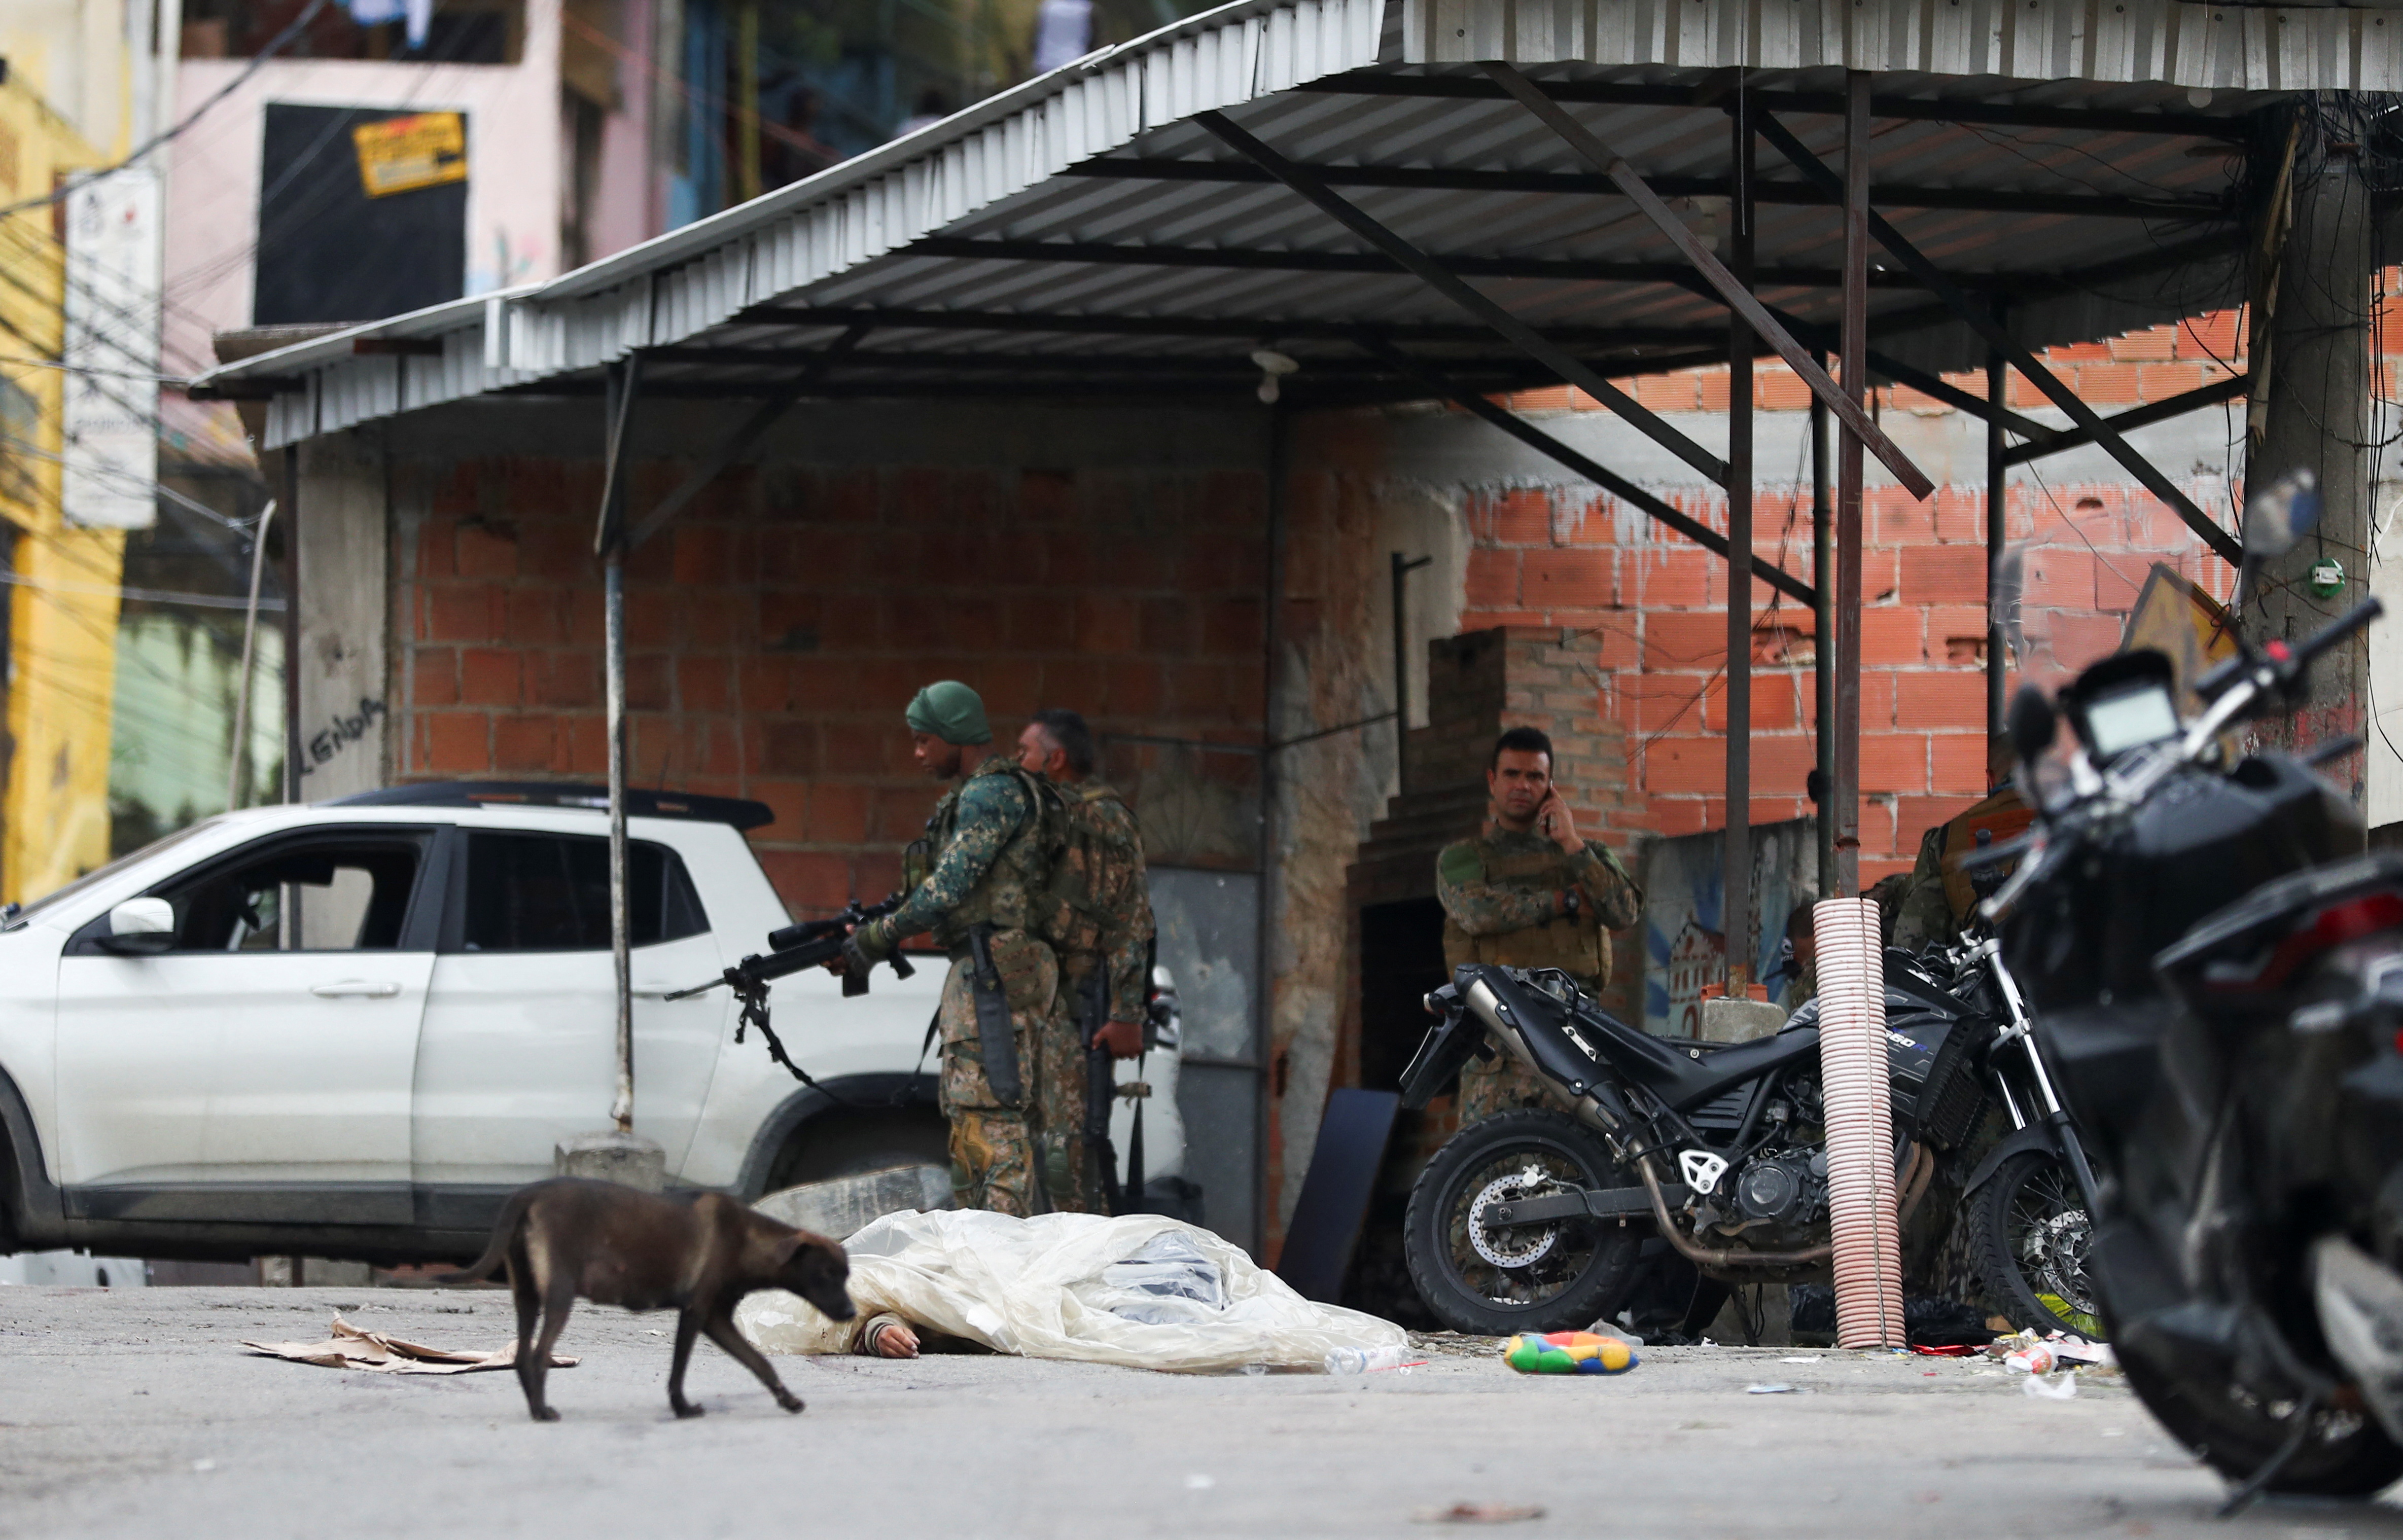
299, 696, 387, 776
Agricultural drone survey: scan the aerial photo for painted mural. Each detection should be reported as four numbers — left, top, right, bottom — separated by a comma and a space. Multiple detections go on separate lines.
1639, 818, 1819, 1037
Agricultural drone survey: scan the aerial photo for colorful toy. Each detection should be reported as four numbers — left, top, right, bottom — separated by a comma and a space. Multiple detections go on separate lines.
1503, 1331, 1638, 1374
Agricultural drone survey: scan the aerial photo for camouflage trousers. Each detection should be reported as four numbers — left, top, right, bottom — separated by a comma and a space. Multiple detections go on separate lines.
1034, 971, 1108, 1215
1456, 1055, 1562, 1124
1455, 970, 1603, 1126
936, 933, 1057, 1218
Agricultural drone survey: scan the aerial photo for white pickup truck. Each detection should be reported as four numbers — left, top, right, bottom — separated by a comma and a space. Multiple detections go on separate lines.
0, 781, 1180, 1265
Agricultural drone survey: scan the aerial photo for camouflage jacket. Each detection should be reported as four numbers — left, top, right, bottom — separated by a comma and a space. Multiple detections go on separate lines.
1437, 828, 1643, 985
1890, 785, 2032, 954
879, 757, 1048, 951
1063, 782, 1153, 1025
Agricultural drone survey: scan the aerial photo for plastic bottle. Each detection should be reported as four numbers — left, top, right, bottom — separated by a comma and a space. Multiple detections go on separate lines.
1323, 1344, 1406, 1375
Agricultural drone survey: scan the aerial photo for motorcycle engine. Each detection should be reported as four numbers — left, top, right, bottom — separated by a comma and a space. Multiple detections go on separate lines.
1700, 1147, 1828, 1248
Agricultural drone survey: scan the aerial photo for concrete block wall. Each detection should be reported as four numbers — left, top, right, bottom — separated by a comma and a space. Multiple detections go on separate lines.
394, 455, 1272, 917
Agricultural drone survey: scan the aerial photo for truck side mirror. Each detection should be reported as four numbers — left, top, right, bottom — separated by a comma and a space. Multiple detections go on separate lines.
99, 897, 175, 955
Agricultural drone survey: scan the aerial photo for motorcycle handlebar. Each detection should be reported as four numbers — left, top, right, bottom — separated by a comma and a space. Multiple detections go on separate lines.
2288, 596, 2383, 673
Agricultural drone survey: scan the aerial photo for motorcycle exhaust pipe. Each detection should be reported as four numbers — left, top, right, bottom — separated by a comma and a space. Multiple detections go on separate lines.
1619, 1139, 1932, 1271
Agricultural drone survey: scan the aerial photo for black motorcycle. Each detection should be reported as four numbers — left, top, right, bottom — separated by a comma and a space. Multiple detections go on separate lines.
1394, 922, 2092, 1339
1982, 472, 2403, 1499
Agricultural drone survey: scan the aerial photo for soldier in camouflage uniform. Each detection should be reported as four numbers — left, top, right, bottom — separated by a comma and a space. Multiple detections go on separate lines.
1891, 738, 2030, 955
1435, 726, 1644, 1124
1017, 707, 1152, 1214
845, 681, 1062, 1216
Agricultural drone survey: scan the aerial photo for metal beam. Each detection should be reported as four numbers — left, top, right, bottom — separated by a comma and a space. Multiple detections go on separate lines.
1359, 335, 1815, 607
1291, 75, 2250, 140
622, 324, 869, 552
1758, 304, 2052, 438
739, 303, 1712, 351
1753, 110, 2243, 567
1195, 108, 1730, 486
647, 344, 1616, 377
2001, 371, 2248, 465
1062, 156, 2224, 223
904, 234, 1933, 292
1481, 61, 1934, 502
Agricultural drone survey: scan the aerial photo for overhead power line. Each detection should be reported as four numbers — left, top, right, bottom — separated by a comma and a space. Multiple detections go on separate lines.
0, 0, 335, 219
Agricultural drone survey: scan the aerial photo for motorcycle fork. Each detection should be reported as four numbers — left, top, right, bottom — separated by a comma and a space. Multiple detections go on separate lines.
1987, 943, 2110, 1221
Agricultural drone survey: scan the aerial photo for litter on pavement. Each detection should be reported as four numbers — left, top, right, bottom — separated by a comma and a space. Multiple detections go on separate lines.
1412, 1502, 1546, 1524
241, 1313, 578, 1375
1502, 1331, 1636, 1374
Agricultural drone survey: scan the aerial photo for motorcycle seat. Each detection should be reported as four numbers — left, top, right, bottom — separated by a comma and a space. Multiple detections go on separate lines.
1579, 1007, 1822, 1112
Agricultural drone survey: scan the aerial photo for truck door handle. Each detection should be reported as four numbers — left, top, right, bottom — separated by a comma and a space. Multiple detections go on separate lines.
310, 980, 402, 998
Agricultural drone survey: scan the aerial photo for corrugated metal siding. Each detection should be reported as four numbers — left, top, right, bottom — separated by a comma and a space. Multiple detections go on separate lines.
1400, 0, 2403, 92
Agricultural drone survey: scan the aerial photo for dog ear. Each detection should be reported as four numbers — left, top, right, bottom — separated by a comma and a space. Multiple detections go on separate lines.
769, 1231, 804, 1266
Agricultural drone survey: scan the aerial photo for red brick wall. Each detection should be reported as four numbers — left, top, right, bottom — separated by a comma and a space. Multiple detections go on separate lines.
1464, 312, 2249, 882
396, 457, 1271, 917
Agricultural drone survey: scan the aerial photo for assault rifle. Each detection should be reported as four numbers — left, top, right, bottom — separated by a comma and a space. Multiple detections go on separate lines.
665, 893, 914, 1095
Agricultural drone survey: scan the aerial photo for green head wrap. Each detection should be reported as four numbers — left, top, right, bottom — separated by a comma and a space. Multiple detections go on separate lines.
905, 681, 991, 745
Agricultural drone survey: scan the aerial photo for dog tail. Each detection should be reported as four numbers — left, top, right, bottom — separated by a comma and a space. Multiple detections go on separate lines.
434, 1184, 542, 1286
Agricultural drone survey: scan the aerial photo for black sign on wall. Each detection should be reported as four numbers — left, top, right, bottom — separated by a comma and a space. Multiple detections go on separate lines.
253, 103, 468, 327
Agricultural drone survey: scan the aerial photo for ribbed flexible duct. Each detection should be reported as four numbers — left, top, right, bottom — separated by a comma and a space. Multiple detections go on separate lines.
1814, 897, 1903, 1348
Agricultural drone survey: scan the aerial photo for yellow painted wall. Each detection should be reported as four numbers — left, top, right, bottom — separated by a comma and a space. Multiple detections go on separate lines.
0, 76, 119, 905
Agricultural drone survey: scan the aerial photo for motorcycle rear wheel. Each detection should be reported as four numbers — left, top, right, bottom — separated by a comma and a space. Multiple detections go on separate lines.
1404, 1108, 1644, 1337
2117, 1345, 2403, 1497
1972, 1150, 2102, 1337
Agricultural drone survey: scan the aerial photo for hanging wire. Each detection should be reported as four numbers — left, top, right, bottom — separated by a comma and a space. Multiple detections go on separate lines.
0, 0, 336, 219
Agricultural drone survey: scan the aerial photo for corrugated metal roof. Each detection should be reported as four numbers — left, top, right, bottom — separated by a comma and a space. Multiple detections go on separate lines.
193, 0, 2376, 449
1403, 0, 2403, 91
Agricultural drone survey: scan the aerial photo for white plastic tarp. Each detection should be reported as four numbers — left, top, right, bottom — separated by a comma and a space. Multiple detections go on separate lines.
737, 1208, 1405, 1372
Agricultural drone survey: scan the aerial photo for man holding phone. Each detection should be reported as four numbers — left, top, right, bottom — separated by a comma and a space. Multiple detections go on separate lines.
1435, 727, 1644, 1123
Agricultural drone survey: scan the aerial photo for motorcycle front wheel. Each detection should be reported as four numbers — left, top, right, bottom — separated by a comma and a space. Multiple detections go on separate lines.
1972, 1149, 2103, 1337
1404, 1108, 1644, 1337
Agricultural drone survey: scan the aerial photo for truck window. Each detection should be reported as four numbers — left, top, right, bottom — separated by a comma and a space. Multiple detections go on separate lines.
160, 835, 425, 952
458, 833, 707, 952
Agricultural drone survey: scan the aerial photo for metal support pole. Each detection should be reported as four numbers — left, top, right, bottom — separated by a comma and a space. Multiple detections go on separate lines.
280, 445, 300, 810
1390, 551, 1431, 795
227, 498, 277, 812
1724, 86, 1754, 987
1833, 73, 1869, 899
596, 356, 642, 1133
1812, 353, 1835, 898
1986, 314, 2008, 739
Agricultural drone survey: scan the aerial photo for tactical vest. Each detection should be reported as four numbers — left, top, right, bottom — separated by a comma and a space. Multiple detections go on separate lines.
908, 759, 1066, 950
1045, 782, 1136, 980
1440, 838, 1612, 984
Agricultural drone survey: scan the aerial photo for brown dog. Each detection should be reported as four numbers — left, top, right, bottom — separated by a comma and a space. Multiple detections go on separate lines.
442, 1177, 855, 1422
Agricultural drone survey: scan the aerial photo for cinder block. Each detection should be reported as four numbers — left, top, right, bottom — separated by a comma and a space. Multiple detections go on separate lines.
1700, 997, 1788, 1044
555, 1130, 666, 1193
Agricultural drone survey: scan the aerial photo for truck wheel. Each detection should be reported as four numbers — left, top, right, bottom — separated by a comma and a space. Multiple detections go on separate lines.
765, 1108, 949, 1193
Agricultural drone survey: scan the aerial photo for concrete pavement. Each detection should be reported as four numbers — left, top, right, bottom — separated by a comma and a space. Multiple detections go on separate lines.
3, 1285, 2400, 1538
